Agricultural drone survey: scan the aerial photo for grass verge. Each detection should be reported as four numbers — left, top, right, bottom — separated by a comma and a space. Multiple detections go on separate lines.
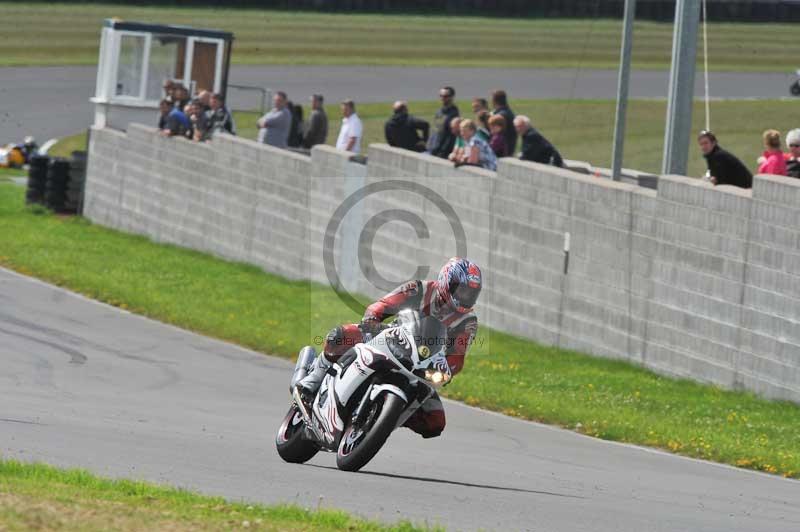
1, 184, 799, 478
0, 459, 431, 531
0, 168, 25, 182
0, 2, 796, 71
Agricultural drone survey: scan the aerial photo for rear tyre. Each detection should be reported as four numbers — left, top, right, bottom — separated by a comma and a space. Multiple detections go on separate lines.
275, 406, 319, 463
336, 392, 406, 472
791, 81, 800, 96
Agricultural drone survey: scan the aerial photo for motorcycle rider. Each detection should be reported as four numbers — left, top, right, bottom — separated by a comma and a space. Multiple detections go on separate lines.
297, 257, 482, 439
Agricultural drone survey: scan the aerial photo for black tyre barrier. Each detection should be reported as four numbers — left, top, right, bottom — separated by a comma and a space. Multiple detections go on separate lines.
65, 151, 87, 214
26, 155, 49, 205
44, 158, 70, 213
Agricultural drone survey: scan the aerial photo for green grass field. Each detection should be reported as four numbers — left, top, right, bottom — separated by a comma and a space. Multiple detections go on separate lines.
54, 98, 788, 178
1, 184, 799, 478
0, 2, 796, 71
0, 459, 432, 531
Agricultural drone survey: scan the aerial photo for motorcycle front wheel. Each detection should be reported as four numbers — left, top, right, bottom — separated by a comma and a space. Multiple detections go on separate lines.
336, 392, 406, 472
791, 81, 800, 96
276, 405, 319, 463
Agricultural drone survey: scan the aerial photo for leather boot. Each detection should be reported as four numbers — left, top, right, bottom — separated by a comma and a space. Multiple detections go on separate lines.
295, 354, 332, 396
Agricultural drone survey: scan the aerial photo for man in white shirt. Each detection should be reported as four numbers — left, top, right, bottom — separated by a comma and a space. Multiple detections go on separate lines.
335, 99, 363, 154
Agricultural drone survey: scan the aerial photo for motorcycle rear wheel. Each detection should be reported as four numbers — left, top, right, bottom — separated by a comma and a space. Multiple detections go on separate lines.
336, 392, 406, 472
276, 406, 319, 463
791, 81, 800, 96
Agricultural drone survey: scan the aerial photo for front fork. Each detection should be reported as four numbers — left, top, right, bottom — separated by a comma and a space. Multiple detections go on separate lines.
351, 379, 433, 429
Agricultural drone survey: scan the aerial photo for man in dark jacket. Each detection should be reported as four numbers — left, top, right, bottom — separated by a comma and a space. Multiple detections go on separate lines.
491, 89, 517, 155
205, 93, 236, 139
514, 115, 563, 167
385, 101, 430, 152
430, 86, 460, 158
302, 94, 328, 149
698, 131, 752, 189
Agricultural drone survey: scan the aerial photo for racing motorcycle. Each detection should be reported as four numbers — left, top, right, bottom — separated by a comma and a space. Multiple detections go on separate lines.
275, 309, 451, 472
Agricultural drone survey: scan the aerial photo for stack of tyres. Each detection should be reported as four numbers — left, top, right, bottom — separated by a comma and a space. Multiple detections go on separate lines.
65, 151, 87, 214
26, 155, 49, 205
45, 158, 70, 213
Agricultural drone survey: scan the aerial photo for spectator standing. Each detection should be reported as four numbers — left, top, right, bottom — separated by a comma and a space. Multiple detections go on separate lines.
785, 129, 800, 178
158, 99, 171, 130
491, 89, 517, 155
472, 97, 489, 115
173, 85, 190, 110
514, 115, 563, 167
757, 129, 787, 176
475, 110, 491, 142
302, 94, 328, 149
287, 101, 304, 148
257, 91, 292, 148
430, 86, 460, 158
488, 114, 508, 157
385, 100, 430, 152
206, 93, 236, 138
188, 98, 210, 142
336, 99, 363, 154
457, 119, 497, 171
160, 102, 191, 137
197, 90, 212, 113
162, 80, 175, 104
697, 131, 752, 188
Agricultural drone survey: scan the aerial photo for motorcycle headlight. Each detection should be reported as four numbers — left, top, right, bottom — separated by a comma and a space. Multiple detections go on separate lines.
424, 369, 451, 386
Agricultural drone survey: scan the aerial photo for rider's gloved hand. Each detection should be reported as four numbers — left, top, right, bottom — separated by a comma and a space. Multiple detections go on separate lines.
360, 317, 383, 337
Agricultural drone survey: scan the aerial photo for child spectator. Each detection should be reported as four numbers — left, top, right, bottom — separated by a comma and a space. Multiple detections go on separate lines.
475, 110, 491, 142
488, 114, 508, 157
457, 119, 497, 171
447, 117, 464, 162
697, 130, 752, 188
757, 129, 787, 176
785, 129, 800, 178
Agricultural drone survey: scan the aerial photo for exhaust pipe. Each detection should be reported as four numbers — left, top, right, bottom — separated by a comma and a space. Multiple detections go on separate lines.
289, 346, 317, 392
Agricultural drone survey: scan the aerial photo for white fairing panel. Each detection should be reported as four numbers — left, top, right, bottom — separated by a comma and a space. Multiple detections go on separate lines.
312, 376, 343, 444
334, 345, 378, 405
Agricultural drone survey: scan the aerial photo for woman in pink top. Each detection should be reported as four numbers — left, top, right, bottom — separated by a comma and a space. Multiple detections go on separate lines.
757, 129, 787, 176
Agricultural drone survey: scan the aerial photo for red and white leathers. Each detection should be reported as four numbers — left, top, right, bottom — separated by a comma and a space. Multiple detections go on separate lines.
321, 280, 478, 438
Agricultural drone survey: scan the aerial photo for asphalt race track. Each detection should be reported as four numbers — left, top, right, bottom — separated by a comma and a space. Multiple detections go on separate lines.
1, 266, 799, 531
0, 66, 795, 146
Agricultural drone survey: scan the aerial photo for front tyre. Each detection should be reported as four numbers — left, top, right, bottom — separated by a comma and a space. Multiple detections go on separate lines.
336, 392, 406, 472
276, 406, 319, 463
791, 81, 800, 96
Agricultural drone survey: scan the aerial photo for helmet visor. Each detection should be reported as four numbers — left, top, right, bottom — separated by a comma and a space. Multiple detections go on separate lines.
453, 283, 480, 310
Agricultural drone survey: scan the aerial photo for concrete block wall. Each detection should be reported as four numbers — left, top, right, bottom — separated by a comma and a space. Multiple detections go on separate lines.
84, 125, 800, 403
